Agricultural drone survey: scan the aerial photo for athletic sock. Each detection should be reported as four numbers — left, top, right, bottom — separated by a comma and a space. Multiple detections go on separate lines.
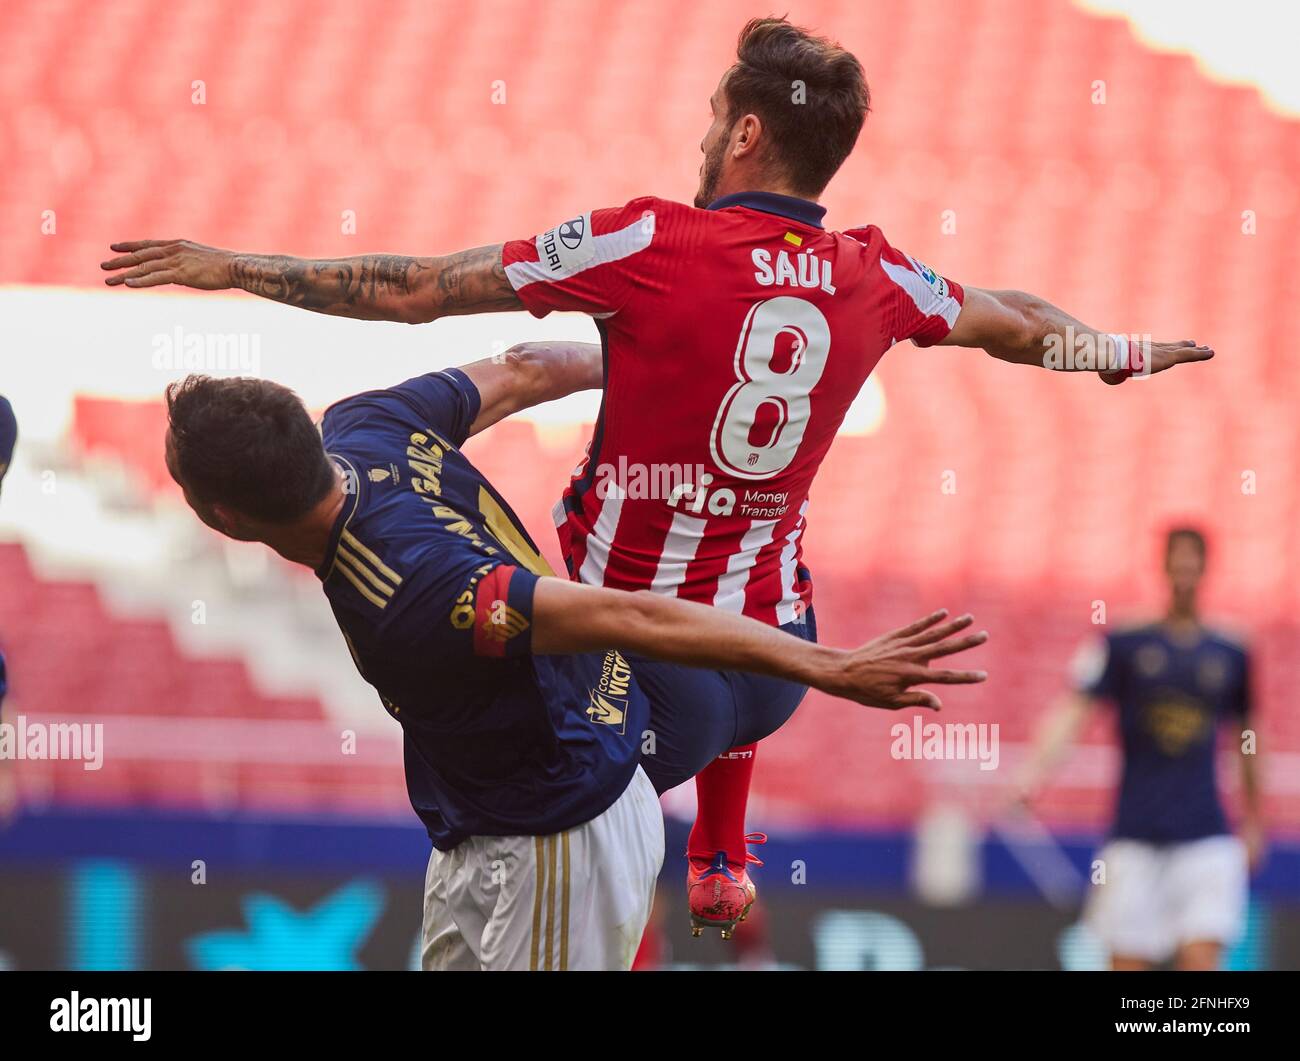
688, 742, 757, 870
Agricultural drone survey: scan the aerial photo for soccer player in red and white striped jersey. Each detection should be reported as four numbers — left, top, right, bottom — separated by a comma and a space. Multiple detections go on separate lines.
103, 17, 1213, 940
501, 197, 962, 627
497, 190, 976, 932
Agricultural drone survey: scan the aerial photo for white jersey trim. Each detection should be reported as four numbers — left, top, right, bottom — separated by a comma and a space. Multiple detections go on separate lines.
577, 493, 624, 587
505, 213, 657, 291
775, 501, 810, 626
712, 520, 778, 614
880, 256, 961, 328
649, 511, 707, 596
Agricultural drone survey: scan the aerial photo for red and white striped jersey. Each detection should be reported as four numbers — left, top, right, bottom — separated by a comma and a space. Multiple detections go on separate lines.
502, 191, 965, 626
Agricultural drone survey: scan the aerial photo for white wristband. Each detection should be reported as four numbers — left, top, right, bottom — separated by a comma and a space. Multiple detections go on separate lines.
1106, 333, 1129, 372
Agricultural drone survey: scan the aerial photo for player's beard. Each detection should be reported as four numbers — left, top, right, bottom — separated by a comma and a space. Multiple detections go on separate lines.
693, 135, 728, 209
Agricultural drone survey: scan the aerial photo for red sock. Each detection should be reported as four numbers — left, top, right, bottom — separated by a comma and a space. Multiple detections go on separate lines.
687, 742, 757, 868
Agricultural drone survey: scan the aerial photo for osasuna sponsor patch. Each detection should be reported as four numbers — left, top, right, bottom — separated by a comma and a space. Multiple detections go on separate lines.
537, 212, 594, 274
905, 253, 949, 299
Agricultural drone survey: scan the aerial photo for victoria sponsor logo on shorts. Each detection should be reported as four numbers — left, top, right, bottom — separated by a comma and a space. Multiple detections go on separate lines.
587, 650, 632, 733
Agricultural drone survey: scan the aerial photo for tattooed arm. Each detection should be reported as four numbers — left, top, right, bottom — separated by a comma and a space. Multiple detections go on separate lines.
100, 240, 520, 323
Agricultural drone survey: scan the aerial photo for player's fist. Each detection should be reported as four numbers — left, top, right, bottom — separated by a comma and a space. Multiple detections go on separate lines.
822, 609, 988, 711
101, 240, 233, 290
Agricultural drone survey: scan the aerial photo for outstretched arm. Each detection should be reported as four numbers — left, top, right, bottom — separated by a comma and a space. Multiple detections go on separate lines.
458, 341, 603, 438
101, 240, 518, 324
1235, 656, 1266, 872
532, 578, 988, 711
941, 287, 1214, 383
1013, 691, 1097, 802
1238, 743, 1266, 872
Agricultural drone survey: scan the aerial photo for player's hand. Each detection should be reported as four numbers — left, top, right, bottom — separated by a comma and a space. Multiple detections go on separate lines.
101, 240, 233, 290
823, 609, 988, 710
1100, 339, 1214, 385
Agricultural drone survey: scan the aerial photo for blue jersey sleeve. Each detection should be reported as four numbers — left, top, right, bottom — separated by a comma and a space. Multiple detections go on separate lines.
1073, 634, 1121, 701
389, 368, 482, 448
448, 560, 541, 660
0, 396, 16, 485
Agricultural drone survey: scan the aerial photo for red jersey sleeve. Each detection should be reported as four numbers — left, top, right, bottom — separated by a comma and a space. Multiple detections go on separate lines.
861, 228, 965, 347
502, 197, 661, 318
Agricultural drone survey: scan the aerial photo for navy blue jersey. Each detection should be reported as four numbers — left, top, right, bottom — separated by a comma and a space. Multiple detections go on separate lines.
1075, 622, 1251, 843
0, 395, 11, 712
317, 369, 648, 850
0, 395, 15, 486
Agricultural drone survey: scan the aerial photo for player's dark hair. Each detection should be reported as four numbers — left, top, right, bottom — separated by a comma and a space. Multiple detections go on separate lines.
726, 17, 870, 197
165, 374, 335, 523
1166, 526, 1208, 562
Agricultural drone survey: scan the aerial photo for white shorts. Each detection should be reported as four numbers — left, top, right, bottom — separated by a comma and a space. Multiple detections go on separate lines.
1086, 835, 1247, 963
420, 765, 664, 971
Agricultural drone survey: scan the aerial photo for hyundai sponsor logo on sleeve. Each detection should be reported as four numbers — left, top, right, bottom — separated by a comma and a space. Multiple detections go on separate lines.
538, 212, 594, 273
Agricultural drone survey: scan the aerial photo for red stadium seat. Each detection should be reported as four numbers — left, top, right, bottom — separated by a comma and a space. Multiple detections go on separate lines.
2, 0, 1297, 830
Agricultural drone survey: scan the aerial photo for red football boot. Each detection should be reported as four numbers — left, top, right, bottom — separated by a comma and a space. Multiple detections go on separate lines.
687, 832, 767, 940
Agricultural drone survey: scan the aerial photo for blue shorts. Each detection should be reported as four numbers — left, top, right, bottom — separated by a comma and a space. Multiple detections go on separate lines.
631, 606, 817, 795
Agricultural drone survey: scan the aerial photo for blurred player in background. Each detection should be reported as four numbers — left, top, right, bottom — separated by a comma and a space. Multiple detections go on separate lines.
0, 394, 15, 710
160, 342, 986, 969
1018, 528, 1263, 971
0, 395, 15, 818
0, 396, 14, 492
101, 17, 1213, 938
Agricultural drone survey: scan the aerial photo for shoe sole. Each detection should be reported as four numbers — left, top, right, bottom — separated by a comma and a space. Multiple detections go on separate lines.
689, 896, 754, 941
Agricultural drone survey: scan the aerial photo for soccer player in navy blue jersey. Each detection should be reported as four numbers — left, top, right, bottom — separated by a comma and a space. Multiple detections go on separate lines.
0, 396, 14, 491
1019, 528, 1263, 971
0, 394, 14, 713
161, 342, 987, 969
